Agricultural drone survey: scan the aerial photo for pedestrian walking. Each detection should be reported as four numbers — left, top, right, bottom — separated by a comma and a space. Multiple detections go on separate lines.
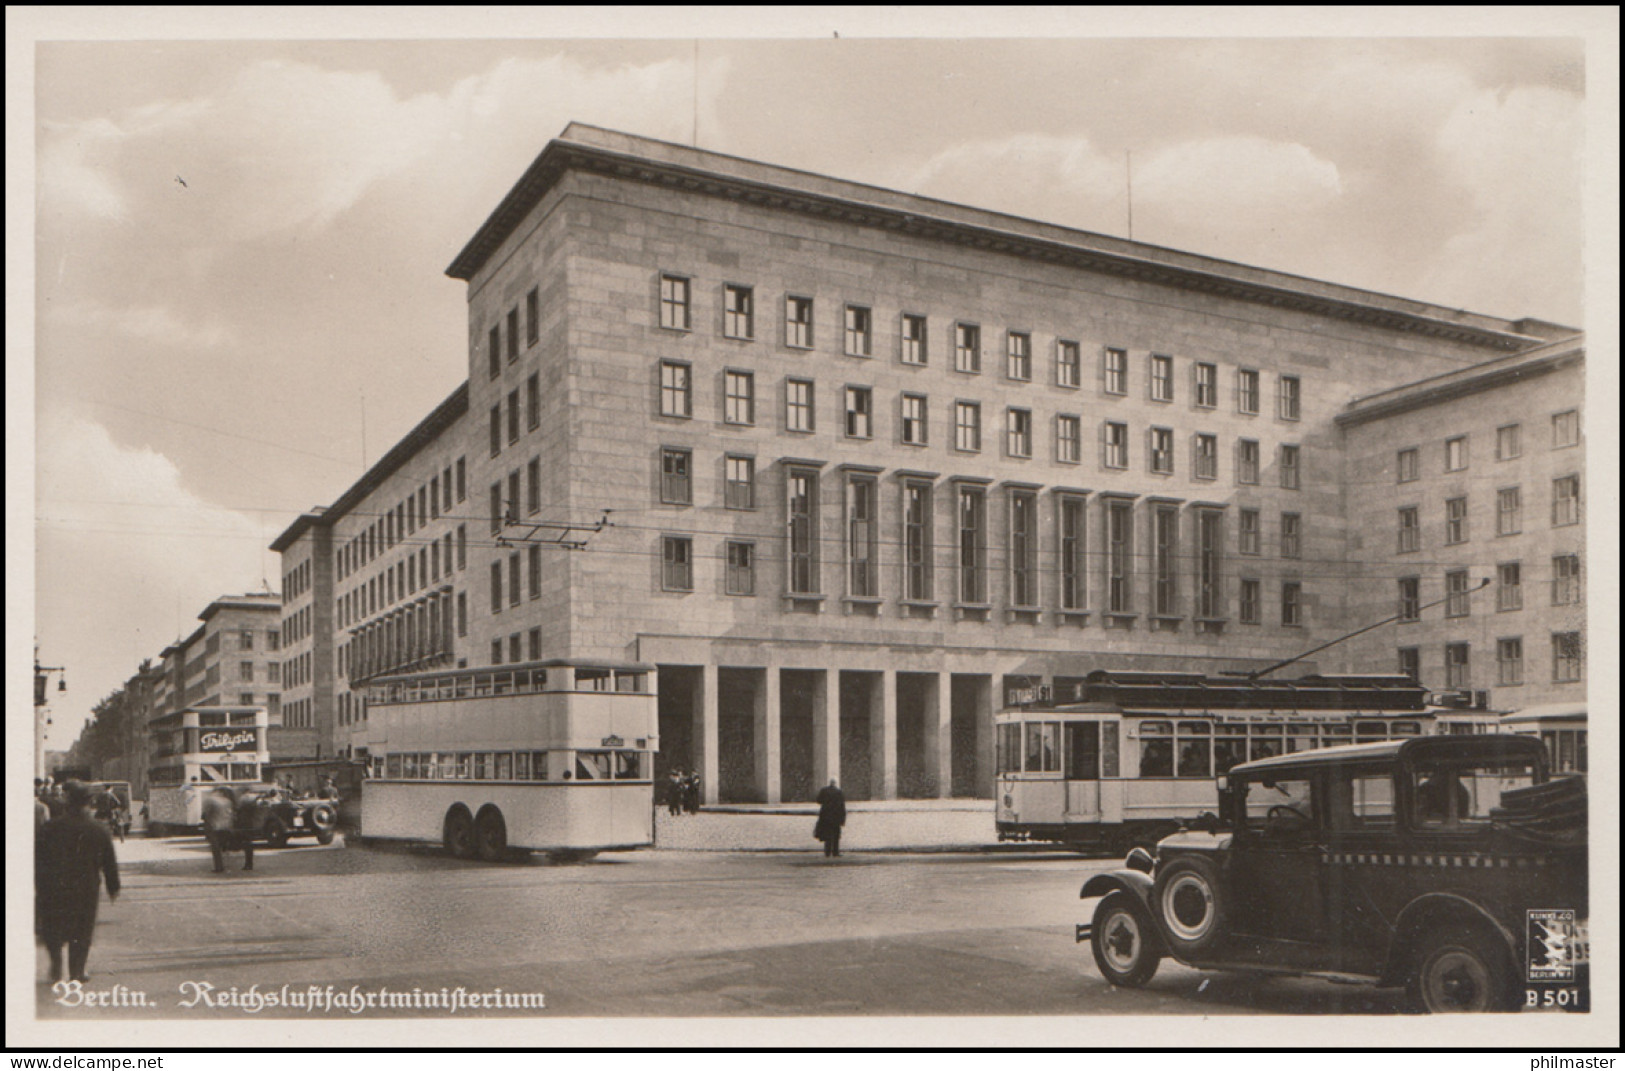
683, 770, 702, 814
665, 770, 684, 816
35, 781, 120, 983
202, 787, 254, 873
814, 779, 847, 858
92, 786, 125, 842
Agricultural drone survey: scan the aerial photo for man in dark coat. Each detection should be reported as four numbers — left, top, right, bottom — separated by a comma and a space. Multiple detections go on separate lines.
814, 779, 847, 858
36, 781, 120, 983
665, 770, 684, 816
683, 771, 702, 814
202, 788, 254, 873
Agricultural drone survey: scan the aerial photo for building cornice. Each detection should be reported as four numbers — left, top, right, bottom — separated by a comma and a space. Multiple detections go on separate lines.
1336, 340, 1583, 427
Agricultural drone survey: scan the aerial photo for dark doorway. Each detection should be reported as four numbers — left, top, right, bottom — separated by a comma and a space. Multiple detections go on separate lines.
717, 669, 757, 802
780, 670, 818, 802
838, 671, 875, 801
656, 664, 697, 782
951, 675, 987, 798
895, 673, 932, 798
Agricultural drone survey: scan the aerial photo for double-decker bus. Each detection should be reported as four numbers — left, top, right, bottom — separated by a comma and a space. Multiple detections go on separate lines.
146, 706, 270, 834
1504, 700, 1587, 777
358, 659, 658, 861
994, 671, 1471, 852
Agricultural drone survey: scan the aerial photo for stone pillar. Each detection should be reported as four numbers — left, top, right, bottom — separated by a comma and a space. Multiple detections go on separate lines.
871, 671, 898, 800
811, 668, 837, 790
694, 664, 719, 805
924, 671, 952, 798
754, 666, 782, 803
972, 674, 995, 798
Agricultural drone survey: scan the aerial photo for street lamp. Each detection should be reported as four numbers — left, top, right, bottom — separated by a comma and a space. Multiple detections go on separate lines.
34, 651, 67, 780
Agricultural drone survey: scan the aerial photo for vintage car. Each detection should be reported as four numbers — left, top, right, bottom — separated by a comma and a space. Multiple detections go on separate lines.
1078, 734, 1587, 1012
228, 784, 340, 847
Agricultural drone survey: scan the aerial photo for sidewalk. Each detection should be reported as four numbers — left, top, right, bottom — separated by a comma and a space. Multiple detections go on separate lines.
653, 799, 999, 852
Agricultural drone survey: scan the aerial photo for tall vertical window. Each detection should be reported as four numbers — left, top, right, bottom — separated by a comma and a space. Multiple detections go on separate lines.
1281, 582, 1303, 627
847, 476, 877, 598
1551, 554, 1580, 605
785, 378, 815, 432
529, 543, 542, 599
1106, 500, 1133, 613
1194, 434, 1218, 480
526, 458, 540, 514
723, 370, 755, 425
1057, 415, 1081, 463
1397, 447, 1419, 483
457, 524, 466, 569
955, 402, 981, 452
489, 405, 501, 456
1280, 512, 1302, 559
490, 561, 502, 612
787, 470, 820, 595
526, 373, 540, 430
1445, 643, 1470, 688
1497, 562, 1522, 611
1009, 489, 1037, 608
1552, 475, 1580, 526
1397, 646, 1420, 682
526, 287, 539, 346
726, 542, 755, 596
659, 274, 690, 331
1059, 496, 1086, 610
1496, 424, 1521, 460
904, 481, 933, 601
1006, 332, 1031, 381
1552, 632, 1583, 682
509, 550, 521, 606
490, 482, 503, 534
1239, 508, 1261, 555
1279, 444, 1300, 489
1398, 506, 1420, 552
1398, 577, 1421, 621
1057, 340, 1081, 387
1239, 579, 1260, 625
660, 447, 692, 505
662, 536, 692, 592
724, 455, 756, 510
1236, 368, 1260, 414
507, 471, 521, 526
1445, 497, 1468, 544
507, 389, 520, 442
1197, 511, 1223, 619
1153, 505, 1178, 616
1149, 427, 1174, 474
1445, 435, 1468, 472
1497, 638, 1524, 686
1006, 408, 1032, 458
1445, 570, 1472, 618
1237, 439, 1260, 484
723, 285, 754, 339
785, 296, 813, 348
1551, 409, 1580, 447
901, 314, 928, 365
506, 308, 519, 362
660, 360, 691, 418
1104, 348, 1128, 395
901, 393, 928, 445
959, 486, 987, 603
528, 628, 541, 660
1104, 421, 1129, 469
488, 326, 500, 380
1277, 375, 1301, 421
1497, 487, 1522, 535
456, 458, 466, 502
1194, 362, 1217, 408
844, 305, 872, 357
845, 386, 872, 439
1150, 354, 1174, 402
955, 323, 980, 373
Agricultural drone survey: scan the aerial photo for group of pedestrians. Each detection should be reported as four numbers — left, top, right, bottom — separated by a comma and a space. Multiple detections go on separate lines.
662, 769, 703, 815
34, 780, 120, 984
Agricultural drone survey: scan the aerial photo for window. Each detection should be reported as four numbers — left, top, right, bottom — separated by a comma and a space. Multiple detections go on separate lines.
1103, 421, 1128, 469
660, 360, 691, 418
785, 295, 813, 348
1552, 632, 1583, 682
1496, 424, 1521, 460
659, 274, 690, 331
509, 551, 521, 606
787, 470, 820, 595
901, 393, 928, 445
1398, 506, 1420, 553
1009, 490, 1037, 607
1006, 408, 1032, 458
1230, 438, 1259, 485
240, 661, 254, 682
238, 630, 255, 651
845, 386, 872, 439
457, 524, 466, 569
1279, 444, 1300, 489
490, 561, 502, 613
1278, 375, 1301, 420
526, 287, 539, 346
1106, 499, 1133, 613
1497, 638, 1524, 686
1281, 581, 1303, 627
1497, 487, 1521, 535
723, 370, 754, 425
529, 544, 542, 599
1446, 570, 1472, 618
1445, 497, 1468, 544
662, 536, 692, 592
1239, 509, 1261, 555
1194, 433, 1218, 480
725, 455, 755, 510
1397, 646, 1420, 682
1057, 340, 1081, 387
506, 308, 519, 362
1552, 475, 1579, 526
954, 402, 981, 452
847, 475, 877, 598
1057, 415, 1081, 463
660, 447, 692, 505
958, 486, 987, 603
487, 326, 500, 380
1104, 348, 1128, 395
955, 323, 980, 373
1194, 362, 1217, 408
1445, 643, 1470, 688
1149, 427, 1174, 474
1281, 513, 1301, 559
1445, 435, 1468, 472
526, 458, 540, 514
507, 389, 520, 443
902, 314, 928, 365
508, 471, 521, 527
1059, 496, 1086, 610
1150, 354, 1174, 402
1196, 511, 1223, 620
1551, 554, 1580, 605
1398, 577, 1421, 621
490, 482, 503, 534
844, 305, 871, 357
1552, 409, 1579, 447
786, 378, 815, 432
726, 541, 755, 596
723, 284, 753, 339
456, 458, 466, 502
528, 627, 542, 660
1006, 332, 1031, 381
1239, 578, 1261, 624
489, 405, 501, 456
905, 482, 934, 601
1497, 562, 1522, 611
457, 593, 467, 637
1153, 505, 1178, 616
1397, 447, 1419, 483
1236, 368, 1259, 414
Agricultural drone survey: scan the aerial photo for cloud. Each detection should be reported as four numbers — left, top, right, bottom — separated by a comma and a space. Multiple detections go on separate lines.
44, 298, 236, 349
38, 118, 131, 222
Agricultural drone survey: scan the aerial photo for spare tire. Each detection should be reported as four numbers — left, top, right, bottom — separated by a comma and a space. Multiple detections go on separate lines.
307, 802, 338, 831
1153, 856, 1228, 956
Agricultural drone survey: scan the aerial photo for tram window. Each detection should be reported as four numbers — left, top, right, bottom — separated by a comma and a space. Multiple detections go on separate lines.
577, 668, 612, 691
495, 752, 513, 780
1140, 721, 1174, 778
473, 674, 493, 698
476, 753, 495, 780
454, 753, 472, 780
1024, 723, 1059, 773
1322, 725, 1353, 749
1390, 721, 1421, 737
514, 751, 532, 780
1249, 728, 1283, 762
533, 751, 552, 780
404, 754, 420, 778
1286, 722, 1316, 753
1355, 720, 1389, 743
576, 751, 612, 781
1064, 722, 1101, 780
1177, 721, 1212, 778
615, 671, 646, 693
614, 752, 643, 780
997, 724, 1021, 774
454, 675, 473, 698
492, 673, 513, 696
387, 754, 404, 778
1101, 722, 1120, 778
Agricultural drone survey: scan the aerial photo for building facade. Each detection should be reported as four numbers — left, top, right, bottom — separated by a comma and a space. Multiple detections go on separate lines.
279, 124, 1582, 804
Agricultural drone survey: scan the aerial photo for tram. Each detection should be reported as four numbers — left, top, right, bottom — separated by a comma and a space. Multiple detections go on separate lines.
357, 659, 658, 861
145, 706, 270, 833
994, 671, 1475, 851
1504, 701, 1587, 776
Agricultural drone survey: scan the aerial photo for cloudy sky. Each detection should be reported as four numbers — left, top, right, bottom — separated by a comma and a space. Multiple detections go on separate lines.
13, 10, 1607, 751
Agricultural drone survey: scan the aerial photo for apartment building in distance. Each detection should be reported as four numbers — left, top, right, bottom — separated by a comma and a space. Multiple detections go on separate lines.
274, 124, 1582, 804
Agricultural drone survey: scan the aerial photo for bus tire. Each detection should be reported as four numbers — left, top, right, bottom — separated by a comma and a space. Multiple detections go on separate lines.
1091, 892, 1162, 987
443, 806, 475, 859
475, 806, 508, 863
1153, 856, 1227, 956
264, 816, 291, 849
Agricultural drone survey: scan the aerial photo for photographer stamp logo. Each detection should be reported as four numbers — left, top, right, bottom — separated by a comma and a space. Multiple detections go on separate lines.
1526, 909, 1577, 982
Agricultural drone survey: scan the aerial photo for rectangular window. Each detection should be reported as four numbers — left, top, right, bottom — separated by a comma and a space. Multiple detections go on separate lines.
490, 561, 502, 613
787, 470, 820, 595
1006, 332, 1031, 381
488, 326, 500, 380
1496, 424, 1521, 460
1552, 632, 1583, 682
847, 476, 877, 598
240, 661, 254, 682
1399, 577, 1421, 621
1552, 475, 1580, 526
660, 274, 690, 331
1103, 421, 1129, 469
1497, 638, 1524, 686
526, 458, 540, 514
1194, 433, 1218, 480
901, 393, 928, 445
1551, 554, 1580, 605
723, 370, 755, 425
1194, 362, 1217, 408
1445, 497, 1468, 544
1397, 646, 1420, 682
1236, 368, 1259, 414
1279, 444, 1300, 489
1236, 439, 1259, 484
490, 482, 503, 534
785, 295, 813, 348
905, 481, 934, 601
457, 524, 467, 569
1059, 496, 1086, 610
786, 378, 815, 432
491, 640, 504, 665
1006, 408, 1032, 458
1398, 506, 1420, 553
1278, 375, 1301, 421
528, 627, 542, 660
1446, 570, 1472, 618
1103, 347, 1128, 395
1106, 500, 1133, 613
1239, 578, 1261, 624
1497, 562, 1522, 611
1153, 505, 1178, 616
902, 314, 928, 365
1445, 642, 1470, 688
529, 543, 542, 599
1497, 487, 1521, 536
1239, 509, 1261, 555
1281, 581, 1303, 627
509, 551, 521, 606
1057, 340, 1081, 387
1057, 415, 1081, 463
526, 287, 539, 346
508, 471, 520, 528
660, 360, 691, 418
1552, 409, 1580, 448
661, 448, 692, 505
430, 476, 441, 520
955, 402, 981, 452
506, 308, 519, 362
1281, 512, 1302, 559
489, 405, 501, 456
955, 323, 980, 373
456, 458, 466, 502
1150, 354, 1174, 402
724, 455, 755, 510
1197, 512, 1223, 620
1398, 447, 1419, 483
507, 389, 520, 443
844, 305, 871, 357
1009, 489, 1037, 607
845, 386, 872, 439
958, 486, 987, 603
662, 536, 692, 592
726, 541, 755, 596
525, 373, 539, 430
723, 284, 754, 339
1149, 427, 1174, 474
1445, 435, 1468, 472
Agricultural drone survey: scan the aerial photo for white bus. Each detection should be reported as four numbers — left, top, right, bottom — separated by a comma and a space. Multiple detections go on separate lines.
1504, 701, 1587, 777
146, 706, 270, 834
359, 659, 658, 861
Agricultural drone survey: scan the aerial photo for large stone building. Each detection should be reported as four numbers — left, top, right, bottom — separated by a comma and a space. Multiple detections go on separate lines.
273, 124, 1583, 804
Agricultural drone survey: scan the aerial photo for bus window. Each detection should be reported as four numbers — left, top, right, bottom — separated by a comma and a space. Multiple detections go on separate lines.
230, 763, 258, 781
1390, 721, 1421, 737
614, 752, 643, 780
1215, 725, 1247, 773
1064, 722, 1100, 780
1101, 722, 1120, 778
997, 723, 1021, 775
455, 753, 472, 780
495, 752, 513, 780
404, 754, 420, 779
577, 668, 612, 692
473, 674, 493, 698
615, 671, 645, 693
475, 753, 495, 780
1177, 721, 1212, 778
1250, 726, 1284, 761
576, 751, 612, 780
1355, 720, 1389, 743
1322, 724, 1353, 749
1139, 721, 1174, 778
514, 751, 532, 780
1286, 722, 1316, 753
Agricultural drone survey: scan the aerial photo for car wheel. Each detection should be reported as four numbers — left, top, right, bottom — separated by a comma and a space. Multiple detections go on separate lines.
308, 802, 338, 833
1153, 856, 1227, 956
315, 828, 336, 846
1091, 892, 1161, 987
443, 806, 475, 860
1409, 928, 1518, 1013
475, 806, 508, 863
263, 816, 290, 849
